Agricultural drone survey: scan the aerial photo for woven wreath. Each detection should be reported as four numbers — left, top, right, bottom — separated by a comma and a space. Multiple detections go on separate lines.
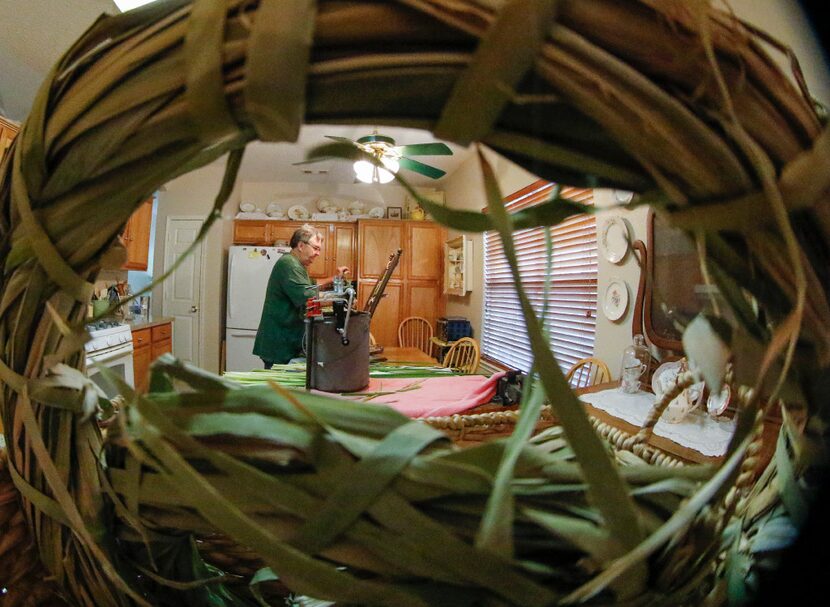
1, 1, 828, 606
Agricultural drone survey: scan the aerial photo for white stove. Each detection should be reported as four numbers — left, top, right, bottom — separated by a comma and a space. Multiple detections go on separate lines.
85, 321, 135, 396
86, 322, 133, 353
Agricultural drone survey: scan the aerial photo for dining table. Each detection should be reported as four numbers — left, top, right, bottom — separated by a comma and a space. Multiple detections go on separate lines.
576, 382, 781, 468
372, 346, 437, 365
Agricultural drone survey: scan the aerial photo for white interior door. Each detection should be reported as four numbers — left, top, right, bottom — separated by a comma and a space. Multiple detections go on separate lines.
162, 217, 203, 366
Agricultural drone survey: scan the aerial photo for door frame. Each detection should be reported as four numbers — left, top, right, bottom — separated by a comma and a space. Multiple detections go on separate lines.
162, 215, 208, 367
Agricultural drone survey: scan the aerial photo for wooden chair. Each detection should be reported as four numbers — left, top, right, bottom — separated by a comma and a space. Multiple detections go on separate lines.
442, 337, 480, 374
565, 357, 611, 389
397, 316, 433, 355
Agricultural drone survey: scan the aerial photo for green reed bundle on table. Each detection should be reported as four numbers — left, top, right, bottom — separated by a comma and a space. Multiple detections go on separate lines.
0, 1, 827, 606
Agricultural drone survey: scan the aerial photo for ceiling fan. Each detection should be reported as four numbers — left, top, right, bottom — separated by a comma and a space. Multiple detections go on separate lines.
296, 132, 453, 183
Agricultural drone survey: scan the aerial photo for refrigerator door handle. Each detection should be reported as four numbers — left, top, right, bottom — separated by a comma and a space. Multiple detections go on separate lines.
227, 250, 237, 321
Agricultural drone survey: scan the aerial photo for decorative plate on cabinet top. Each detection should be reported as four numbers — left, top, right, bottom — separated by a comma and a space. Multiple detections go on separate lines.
602, 279, 629, 322
288, 205, 310, 221
600, 216, 631, 264
368, 206, 385, 219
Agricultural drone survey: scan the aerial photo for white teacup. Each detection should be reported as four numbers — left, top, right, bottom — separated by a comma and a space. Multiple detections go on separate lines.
620, 363, 646, 394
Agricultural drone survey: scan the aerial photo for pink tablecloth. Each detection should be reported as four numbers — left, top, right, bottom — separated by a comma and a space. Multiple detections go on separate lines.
339, 372, 506, 418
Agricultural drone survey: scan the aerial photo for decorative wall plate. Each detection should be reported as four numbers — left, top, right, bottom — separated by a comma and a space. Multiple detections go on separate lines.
368, 206, 385, 219
288, 204, 310, 220
603, 279, 629, 321
600, 216, 631, 264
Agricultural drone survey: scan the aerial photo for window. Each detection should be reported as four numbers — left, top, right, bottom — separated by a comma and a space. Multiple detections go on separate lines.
482, 180, 597, 373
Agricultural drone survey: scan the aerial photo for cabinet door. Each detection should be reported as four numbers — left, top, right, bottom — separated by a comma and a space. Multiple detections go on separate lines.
133, 345, 152, 393
306, 223, 333, 280
331, 223, 356, 276
267, 221, 297, 247
358, 279, 402, 347
405, 280, 445, 331
233, 220, 269, 244
407, 221, 444, 281
151, 322, 173, 343
152, 338, 173, 360
122, 198, 153, 270
358, 220, 403, 280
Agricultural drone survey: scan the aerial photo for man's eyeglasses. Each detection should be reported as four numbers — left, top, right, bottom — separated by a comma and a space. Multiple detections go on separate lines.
301, 240, 321, 253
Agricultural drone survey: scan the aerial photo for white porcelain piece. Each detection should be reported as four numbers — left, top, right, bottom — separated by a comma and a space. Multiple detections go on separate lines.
603, 279, 629, 322
288, 205, 310, 221
600, 216, 631, 264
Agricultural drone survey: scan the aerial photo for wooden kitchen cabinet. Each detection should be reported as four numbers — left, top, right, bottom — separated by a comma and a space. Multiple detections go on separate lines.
357, 220, 445, 346
0, 115, 20, 163
358, 280, 403, 346
151, 323, 173, 359
132, 321, 173, 392
357, 220, 404, 279
122, 198, 154, 271
232, 220, 355, 281
132, 328, 152, 393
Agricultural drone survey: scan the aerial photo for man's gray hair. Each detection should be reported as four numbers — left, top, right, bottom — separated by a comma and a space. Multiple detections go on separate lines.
290, 223, 321, 249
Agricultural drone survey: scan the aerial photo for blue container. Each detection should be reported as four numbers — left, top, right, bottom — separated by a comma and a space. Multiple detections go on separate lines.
437, 316, 472, 341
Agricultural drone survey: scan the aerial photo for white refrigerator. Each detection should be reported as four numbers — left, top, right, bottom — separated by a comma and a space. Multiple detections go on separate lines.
225, 245, 291, 372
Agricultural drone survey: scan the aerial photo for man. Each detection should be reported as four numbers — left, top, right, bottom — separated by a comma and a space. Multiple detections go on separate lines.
254, 224, 349, 368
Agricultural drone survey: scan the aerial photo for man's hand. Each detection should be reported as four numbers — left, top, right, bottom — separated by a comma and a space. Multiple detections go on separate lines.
336, 266, 350, 277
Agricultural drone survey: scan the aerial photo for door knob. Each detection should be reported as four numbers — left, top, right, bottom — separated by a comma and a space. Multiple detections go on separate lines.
190, 305, 199, 313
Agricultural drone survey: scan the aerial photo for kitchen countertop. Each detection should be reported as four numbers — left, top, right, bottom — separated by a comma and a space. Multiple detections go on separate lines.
126, 316, 174, 331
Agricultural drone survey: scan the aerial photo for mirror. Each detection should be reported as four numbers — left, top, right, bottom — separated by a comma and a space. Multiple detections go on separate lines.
643, 210, 706, 352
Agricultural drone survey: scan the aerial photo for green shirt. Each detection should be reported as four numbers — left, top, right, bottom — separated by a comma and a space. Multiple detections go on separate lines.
253, 253, 315, 364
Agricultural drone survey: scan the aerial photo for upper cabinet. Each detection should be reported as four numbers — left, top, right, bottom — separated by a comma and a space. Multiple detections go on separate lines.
122, 198, 154, 271
407, 222, 444, 282
357, 220, 404, 280
0, 116, 20, 163
232, 220, 355, 281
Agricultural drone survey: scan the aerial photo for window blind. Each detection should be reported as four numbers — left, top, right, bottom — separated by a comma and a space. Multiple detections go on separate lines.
482, 180, 597, 374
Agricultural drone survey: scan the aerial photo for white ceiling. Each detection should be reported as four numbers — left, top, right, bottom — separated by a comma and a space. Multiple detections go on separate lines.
0, 0, 471, 186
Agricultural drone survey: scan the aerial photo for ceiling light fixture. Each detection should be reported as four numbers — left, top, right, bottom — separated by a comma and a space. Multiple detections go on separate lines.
353, 155, 399, 184
113, 0, 159, 12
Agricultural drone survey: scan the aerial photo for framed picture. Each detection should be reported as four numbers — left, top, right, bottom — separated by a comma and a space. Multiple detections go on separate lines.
387, 206, 402, 220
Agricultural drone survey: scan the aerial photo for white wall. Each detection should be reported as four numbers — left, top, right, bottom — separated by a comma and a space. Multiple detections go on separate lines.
592, 192, 649, 377
238, 181, 442, 219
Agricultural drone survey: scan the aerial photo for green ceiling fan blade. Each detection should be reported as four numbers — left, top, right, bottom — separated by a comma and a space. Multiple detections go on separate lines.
394, 142, 453, 156
325, 134, 360, 145
399, 157, 446, 179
